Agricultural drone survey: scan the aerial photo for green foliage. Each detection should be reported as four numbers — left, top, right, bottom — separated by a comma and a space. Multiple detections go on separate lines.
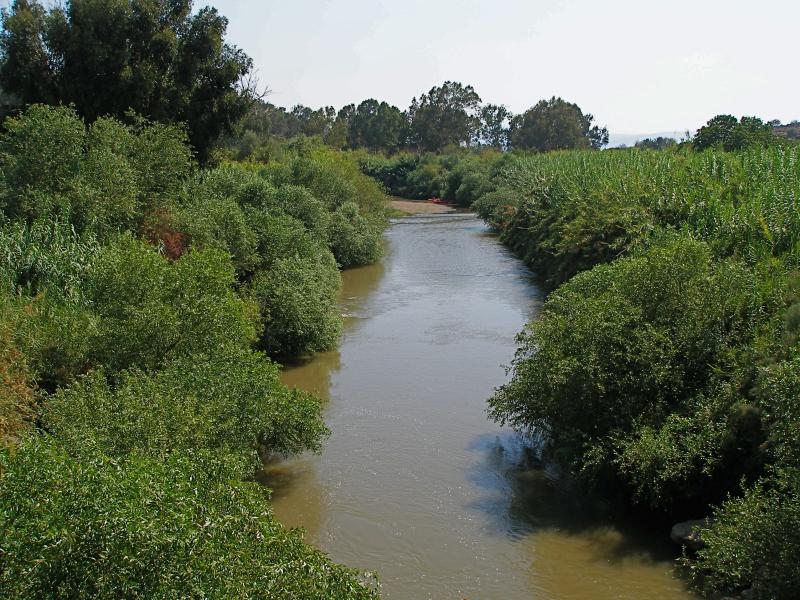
85, 236, 257, 373
635, 136, 678, 150
175, 192, 259, 274
695, 356, 800, 598
693, 115, 774, 152
510, 97, 608, 151
698, 466, 800, 599
245, 214, 341, 356
360, 150, 501, 206
0, 436, 377, 599
348, 99, 406, 153
472, 142, 800, 596
328, 201, 383, 268
360, 152, 420, 196
270, 184, 330, 236
0, 93, 386, 596
0, 219, 100, 299
490, 236, 762, 496
471, 188, 516, 231
0, 104, 192, 237
0, 294, 35, 447
45, 348, 328, 474
478, 146, 800, 289
477, 103, 511, 149
408, 81, 481, 151
0, 0, 253, 162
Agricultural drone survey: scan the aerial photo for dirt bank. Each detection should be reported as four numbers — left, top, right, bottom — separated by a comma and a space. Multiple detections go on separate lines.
388, 197, 456, 215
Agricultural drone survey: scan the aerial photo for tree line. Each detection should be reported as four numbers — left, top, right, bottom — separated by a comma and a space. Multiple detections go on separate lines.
232, 82, 609, 158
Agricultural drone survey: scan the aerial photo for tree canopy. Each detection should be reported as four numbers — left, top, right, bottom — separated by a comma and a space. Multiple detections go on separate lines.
408, 81, 482, 151
348, 99, 406, 153
693, 114, 774, 151
509, 96, 609, 151
0, 0, 254, 162
229, 82, 611, 156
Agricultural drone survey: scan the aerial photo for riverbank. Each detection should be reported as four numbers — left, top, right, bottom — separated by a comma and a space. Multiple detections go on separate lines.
388, 196, 456, 215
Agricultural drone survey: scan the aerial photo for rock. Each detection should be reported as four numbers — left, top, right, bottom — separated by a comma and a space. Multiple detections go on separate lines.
670, 517, 713, 551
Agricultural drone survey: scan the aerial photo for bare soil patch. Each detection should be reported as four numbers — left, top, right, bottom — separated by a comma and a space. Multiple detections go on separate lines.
388, 197, 456, 215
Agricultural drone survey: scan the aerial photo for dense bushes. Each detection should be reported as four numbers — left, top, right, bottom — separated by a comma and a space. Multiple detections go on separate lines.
0, 105, 385, 597
44, 349, 327, 474
473, 145, 800, 598
475, 147, 800, 289
490, 236, 768, 505
0, 298, 35, 447
0, 438, 375, 599
696, 356, 800, 598
85, 238, 258, 373
245, 213, 342, 355
360, 150, 500, 206
0, 105, 192, 237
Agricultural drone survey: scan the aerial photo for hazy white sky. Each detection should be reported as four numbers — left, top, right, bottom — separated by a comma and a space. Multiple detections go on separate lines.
210, 0, 799, 135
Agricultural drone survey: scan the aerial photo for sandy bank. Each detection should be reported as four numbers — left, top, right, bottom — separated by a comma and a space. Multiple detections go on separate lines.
388, 197, 456, 215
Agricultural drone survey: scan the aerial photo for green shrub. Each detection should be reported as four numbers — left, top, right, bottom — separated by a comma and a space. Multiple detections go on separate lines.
244, 210, 330, 269
248, 253, 341, 356
0, 104, 84, 222
0, 295, 35, 447
45, 348, 327, 475
471, 188, 516, 231
698, 467, 800, 599
489, 235, 764, 503
696, 358, 800, 599
288, 155, 358, 209
0, 219, 100, 300
0, 105, 192, 237
174, 194, 259, 275
270, 184, 330, 235
328, 201, 383, 268
0, 436, 377, 599
85, 237, 257, 373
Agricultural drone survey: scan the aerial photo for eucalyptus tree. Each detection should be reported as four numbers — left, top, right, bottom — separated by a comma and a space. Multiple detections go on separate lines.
408, 81, 482, 151
510, 97, 608, 151
348, 98, 405, 152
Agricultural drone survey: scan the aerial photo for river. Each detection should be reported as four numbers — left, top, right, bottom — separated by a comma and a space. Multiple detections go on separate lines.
261, 213, 694, 600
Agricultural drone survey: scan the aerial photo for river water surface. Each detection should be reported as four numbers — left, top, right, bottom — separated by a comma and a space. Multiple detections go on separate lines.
263, 213, 693, 600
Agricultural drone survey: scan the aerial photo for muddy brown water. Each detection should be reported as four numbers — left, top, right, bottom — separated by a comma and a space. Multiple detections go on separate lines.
262, 213, 694, 600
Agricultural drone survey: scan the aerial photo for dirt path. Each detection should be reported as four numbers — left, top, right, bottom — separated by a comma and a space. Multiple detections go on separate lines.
388, 197, 456, 215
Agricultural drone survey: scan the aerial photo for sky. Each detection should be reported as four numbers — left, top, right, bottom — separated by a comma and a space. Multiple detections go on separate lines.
208, 0, 799, 137
2, 0, 797, 137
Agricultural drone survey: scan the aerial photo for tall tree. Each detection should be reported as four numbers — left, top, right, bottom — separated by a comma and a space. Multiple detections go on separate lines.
693, 114, 774, 151
408, 81, 481, 152
324, 103, 354, 149
290, 105, 336, 138
348, 99, 405, 152
510, 97, 608, 151
476, 103, 511, 149
0, 0, 254, 162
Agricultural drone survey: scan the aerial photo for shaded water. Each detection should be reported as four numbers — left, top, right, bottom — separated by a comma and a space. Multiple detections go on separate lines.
262, 214, 693, 600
